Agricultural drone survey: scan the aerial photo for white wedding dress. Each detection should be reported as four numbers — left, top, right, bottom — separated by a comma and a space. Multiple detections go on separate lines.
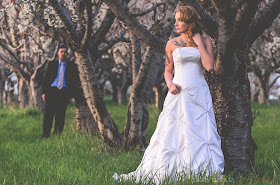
114, 47, 225, 184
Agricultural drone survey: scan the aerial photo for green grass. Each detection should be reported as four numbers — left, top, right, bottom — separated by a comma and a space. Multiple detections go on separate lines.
0, 100, 279, 184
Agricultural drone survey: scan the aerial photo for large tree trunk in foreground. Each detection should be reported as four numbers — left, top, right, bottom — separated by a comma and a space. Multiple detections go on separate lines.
124, 47, 163, 148
206, 59, 258, 175
74, 87, 97, 132
74, 51, 123, 147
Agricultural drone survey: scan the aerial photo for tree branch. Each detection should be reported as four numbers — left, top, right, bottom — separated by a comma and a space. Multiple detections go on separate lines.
247, 0, 280, 48
133, 2, 166, 17
32, 12, 64, 42
269, 76, 280, 90
0, 39, 32, 75
45, 42, 60, 62
233, 0, 261, 49
93, 0, 103, 20
0, 53, 30, 81
81, 0, 93, 50
89, 9, 116, 53
31, 55, 49, 81
230, 0, 247, 9
48, 0, 80, 45
98, 30, 129, 56
28, 34, 46, 53
101, 0, 166, 53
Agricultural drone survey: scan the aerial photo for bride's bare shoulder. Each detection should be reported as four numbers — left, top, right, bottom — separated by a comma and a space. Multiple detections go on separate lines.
166, 37, 181, 52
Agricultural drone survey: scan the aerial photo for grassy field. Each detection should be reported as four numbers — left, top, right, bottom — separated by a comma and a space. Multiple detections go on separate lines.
0, 100, 279, 184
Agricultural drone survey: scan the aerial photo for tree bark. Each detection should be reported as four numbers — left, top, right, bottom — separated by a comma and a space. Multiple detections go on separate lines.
30, 71, 44, 111
111, 81, 118, 102
74, 51, 123, 147
17, 77, 29, 108
153, 86, 164, 110
124, 47, 163, 148
74, 88, 97, 132
6, 77, 14, 105
0, 69, 6, 104
256, 75, 269, 105
206, 57, 258, 175
117, 69, 130, 105
117, 86, 128, 105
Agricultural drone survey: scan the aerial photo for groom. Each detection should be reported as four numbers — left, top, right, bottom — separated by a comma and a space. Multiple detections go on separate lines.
42, 44, 79, 138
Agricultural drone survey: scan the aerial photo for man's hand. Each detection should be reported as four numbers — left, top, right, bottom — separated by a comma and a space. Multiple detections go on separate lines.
42, 94, 46, 102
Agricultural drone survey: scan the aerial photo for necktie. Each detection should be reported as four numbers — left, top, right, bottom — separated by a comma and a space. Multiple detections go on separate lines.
57, 62, 65, 90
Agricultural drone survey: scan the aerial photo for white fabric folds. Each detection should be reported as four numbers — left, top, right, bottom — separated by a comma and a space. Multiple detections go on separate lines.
114, 47, 225, 184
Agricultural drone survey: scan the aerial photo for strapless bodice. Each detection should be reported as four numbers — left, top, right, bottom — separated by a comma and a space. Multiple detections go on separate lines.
172, 47, 207, 88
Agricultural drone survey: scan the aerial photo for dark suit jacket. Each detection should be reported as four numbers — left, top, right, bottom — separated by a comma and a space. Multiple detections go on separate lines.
42, 60, 79, 98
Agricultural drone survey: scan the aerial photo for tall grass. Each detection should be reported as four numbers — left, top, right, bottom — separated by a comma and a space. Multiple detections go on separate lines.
0, 100, 279, 184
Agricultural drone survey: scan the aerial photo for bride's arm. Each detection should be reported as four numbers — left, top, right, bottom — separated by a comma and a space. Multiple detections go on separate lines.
164, 41, 174, 88
193, 34, 214, 72
164, 41, 181, 94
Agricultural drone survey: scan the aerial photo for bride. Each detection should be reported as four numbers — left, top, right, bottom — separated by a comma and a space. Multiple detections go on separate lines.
114, 6, 225, 184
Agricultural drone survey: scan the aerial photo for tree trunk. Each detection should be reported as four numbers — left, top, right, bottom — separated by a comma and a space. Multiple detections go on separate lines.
74, 87, 97, 132
124, 47, 163, 148
153, 86, 164, 110
253, 89, 259, 102
0, 69, 5, 104
17, 77, 29, 108
256, 76, 269, 105
206, 60, 257, 175
117, 86, 128, 105
0, 87, 4, 105
6, 78, 14, 105
74, 51, 123, 147
30, 74, 44, 111
111, 81, 118, 102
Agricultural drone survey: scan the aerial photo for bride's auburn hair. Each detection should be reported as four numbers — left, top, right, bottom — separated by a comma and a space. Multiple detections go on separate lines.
176, 6, 202, 47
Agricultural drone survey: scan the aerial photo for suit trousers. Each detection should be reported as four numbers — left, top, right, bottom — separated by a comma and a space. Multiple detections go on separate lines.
43, 87, 70, 138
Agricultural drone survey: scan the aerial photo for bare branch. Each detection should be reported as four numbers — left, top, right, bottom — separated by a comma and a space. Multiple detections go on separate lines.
28, 34, 46, 54
81, 0, 93, 50
48, 0, 80, 45
101, 0, 166, 53
45, 42, 60, 62
233, 0, 261, 49
230, 0, 247, 9
7, 43, 23, 52
93, 1, 103, 20
98, 30, 129, 56
0, 39, 32, 75
32, 55, 48, 80
130, 31, 142, 83
89, 9, 116, 53
247, 0, 280, 48
32, 12, 64, 41
133, 2, 166, 17
0, 53, 30, 81
269, 76, 280, 90
0, 27, 13, 47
